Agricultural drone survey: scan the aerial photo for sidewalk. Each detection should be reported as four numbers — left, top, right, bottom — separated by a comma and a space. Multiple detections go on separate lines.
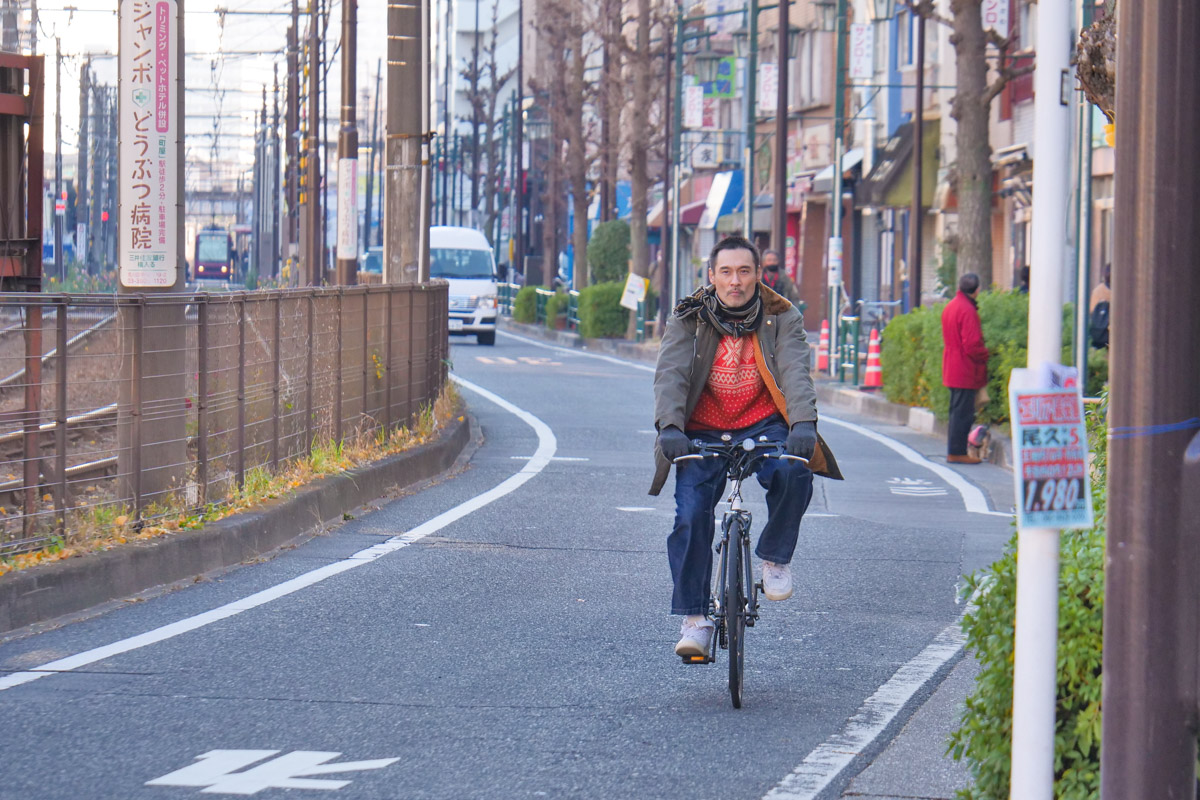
499, 319, 1001, 799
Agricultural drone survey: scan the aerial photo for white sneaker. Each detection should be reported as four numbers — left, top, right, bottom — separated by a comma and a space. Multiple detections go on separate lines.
675, 617, 715, 657
762, 561, 793, 601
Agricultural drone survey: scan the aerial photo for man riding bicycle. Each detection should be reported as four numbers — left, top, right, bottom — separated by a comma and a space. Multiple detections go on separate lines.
650, 235, 842, 658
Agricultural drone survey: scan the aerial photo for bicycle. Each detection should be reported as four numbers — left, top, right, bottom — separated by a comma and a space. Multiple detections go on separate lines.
672, 434, 808, 708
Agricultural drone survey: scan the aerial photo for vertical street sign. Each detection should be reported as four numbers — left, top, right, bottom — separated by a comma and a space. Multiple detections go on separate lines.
1009, 377, 1094, 530
758, 62, 777, 116
119, 0, 179, 288
848, 23, 873, 80
337, 157, 358, 261
684, 84, 704, 129
981, 0, 1009, 35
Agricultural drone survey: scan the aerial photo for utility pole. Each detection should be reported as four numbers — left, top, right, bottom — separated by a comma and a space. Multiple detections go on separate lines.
77, 58, 89, 273
514, 0, 524, 279
1007, 0, 1072, 793
54, 37, 63, 281
908, 0, 927, 311
1101, 1, 1200, 797
772, 0, 788, 255
386, 0, 430, 283
363, 60, 380, 253
306, 0, 321, 285
335, 0, 358, 285
441, 0, 452, 229
285, 0, 299, 281
272, 65, 281, 279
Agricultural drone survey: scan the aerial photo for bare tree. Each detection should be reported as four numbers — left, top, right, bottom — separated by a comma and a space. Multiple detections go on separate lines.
947, 0, 1035, 286
480, 0, 517, 246
1076, 4, 1116, 122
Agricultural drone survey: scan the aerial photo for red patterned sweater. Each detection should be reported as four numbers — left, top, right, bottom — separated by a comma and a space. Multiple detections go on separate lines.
686, 334, 780, 431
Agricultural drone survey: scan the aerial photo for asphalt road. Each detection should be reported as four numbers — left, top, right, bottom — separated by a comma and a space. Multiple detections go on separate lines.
0, 331, 1014, 800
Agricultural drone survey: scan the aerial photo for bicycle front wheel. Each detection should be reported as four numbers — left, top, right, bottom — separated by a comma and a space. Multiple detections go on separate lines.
726, 522, 745, 708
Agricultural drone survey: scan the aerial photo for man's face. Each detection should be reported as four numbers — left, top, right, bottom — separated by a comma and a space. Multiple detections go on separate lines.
762, 254, 780, 271
708, 248, 760, 306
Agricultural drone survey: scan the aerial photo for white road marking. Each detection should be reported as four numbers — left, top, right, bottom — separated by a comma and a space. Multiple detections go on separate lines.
146, 750, 400, 795
0, 374, 556, 693
616, 506, 656, 512
496, 329, 656, 373
509, 456, 589, 461
821, 416, 1011, 517
763, 599, 975, 800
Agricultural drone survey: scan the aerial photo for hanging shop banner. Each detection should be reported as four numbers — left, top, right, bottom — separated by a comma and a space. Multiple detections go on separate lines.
702, 57, 737, 98
119, 0, 179, 288
1008, 368, 1094, 530
337, 157, 358, 260
685, 85, 705, 129
757, 62, 777, 116
981, 0, 1009, 36
849, 23, 874, 80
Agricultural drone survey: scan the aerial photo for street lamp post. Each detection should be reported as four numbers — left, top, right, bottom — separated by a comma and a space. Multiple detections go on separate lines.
815, 0, 845, 373
735, 0, 760, 242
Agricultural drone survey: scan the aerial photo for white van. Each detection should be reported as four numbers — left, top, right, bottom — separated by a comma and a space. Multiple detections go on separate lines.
429, 226, 498, 346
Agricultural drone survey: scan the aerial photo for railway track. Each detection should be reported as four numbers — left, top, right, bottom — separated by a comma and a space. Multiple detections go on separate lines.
0, 312, 118, 395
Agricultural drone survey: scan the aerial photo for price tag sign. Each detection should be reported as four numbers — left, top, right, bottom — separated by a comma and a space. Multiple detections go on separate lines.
1009, 380, 1094, 530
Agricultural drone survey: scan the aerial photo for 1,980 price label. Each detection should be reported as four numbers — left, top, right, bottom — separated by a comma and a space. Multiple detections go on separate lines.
1023, 477, 1085, 515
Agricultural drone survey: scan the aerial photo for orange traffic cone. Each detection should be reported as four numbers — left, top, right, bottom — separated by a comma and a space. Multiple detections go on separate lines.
863, 327, 882, 389
817, 320, 830, 372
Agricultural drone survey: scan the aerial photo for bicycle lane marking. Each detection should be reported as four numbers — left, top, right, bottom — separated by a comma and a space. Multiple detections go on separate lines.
819, 416, 1011, 517
500, 329, 1011, 518
762, 598, 976, 800
0, 375, 555, 693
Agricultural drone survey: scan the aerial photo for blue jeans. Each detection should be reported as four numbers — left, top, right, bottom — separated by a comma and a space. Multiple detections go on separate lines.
668, 416, 814, 615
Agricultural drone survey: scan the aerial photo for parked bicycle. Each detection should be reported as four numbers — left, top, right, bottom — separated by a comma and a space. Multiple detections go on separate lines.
672, 435, 808, 708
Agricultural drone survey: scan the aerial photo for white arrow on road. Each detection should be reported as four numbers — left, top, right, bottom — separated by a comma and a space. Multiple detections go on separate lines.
146, 750, 401, 795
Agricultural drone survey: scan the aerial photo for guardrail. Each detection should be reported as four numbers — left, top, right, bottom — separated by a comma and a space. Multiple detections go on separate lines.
0, 284, 449, 556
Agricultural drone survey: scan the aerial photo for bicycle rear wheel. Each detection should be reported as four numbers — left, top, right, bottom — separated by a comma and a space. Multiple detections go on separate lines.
726, 522, 745, 708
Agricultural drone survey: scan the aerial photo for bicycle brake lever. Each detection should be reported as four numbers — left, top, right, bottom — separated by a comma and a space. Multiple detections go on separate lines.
672, 454, 705, 463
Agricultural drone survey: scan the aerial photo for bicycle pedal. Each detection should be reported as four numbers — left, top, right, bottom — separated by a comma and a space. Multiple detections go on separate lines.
680, 654, 713, 665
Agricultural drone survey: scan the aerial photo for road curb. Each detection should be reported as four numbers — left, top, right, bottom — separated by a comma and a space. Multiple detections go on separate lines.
0, 411, 471, 636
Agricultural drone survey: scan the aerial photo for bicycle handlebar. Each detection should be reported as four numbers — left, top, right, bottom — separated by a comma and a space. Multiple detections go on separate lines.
670, 438, 809, 468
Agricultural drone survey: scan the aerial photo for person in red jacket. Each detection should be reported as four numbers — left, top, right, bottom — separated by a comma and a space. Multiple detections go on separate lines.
942, 273, 990, 464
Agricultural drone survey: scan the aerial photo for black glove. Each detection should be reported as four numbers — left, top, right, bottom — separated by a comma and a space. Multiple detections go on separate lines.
786, 421, 818, 460
657, 426, 692, 461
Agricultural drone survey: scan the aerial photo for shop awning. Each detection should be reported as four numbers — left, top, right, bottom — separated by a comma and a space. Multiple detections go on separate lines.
859, 120, 940, 209
680, 199, 707, 225
811, 148, 864, 195
698, 170, 743, 230
717, 192, 774, 234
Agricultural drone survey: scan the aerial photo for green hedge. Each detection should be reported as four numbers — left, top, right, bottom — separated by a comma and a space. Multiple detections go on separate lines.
578, 282, 629, 338
879, 291, 1108, 425
545, 291, 569, 329
949, 396, 1107, 799
587, 220, 630, 285
513, 285, 540, 324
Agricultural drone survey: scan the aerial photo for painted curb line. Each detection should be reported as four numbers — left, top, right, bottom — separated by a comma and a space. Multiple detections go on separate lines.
0, 412, 471, 636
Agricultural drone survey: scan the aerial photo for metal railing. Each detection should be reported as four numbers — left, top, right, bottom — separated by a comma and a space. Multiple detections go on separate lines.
0, 284, 449, 556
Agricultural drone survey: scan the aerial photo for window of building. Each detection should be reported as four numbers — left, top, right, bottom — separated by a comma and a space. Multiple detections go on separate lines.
793, 30, 830, 108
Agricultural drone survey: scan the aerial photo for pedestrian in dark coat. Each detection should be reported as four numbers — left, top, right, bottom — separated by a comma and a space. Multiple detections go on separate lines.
760, 249, 801, 305
941, 273, 990, 464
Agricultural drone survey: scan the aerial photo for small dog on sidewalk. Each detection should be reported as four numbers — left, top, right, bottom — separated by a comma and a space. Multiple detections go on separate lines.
968, 424, 991, 462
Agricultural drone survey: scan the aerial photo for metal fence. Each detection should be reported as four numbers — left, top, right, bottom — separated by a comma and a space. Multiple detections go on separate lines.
0, 284, 448, 555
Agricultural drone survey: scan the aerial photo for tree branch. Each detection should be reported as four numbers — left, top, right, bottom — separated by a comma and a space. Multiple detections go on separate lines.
982, 61, 1035, 106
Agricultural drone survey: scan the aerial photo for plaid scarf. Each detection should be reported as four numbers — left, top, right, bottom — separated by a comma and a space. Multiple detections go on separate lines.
674, 284, 764, 338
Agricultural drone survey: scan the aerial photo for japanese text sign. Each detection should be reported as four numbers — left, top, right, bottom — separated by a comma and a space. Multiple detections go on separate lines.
981, 0, 1009, 35
1009, 384, 1094, 530
684, 85, 704, 129
119, 0, 179, 288
849, 24, 873, 80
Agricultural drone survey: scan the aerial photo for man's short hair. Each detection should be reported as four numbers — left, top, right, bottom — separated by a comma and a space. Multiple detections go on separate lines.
708, 235, 760, 271
959, 273, 981, 294
761, 249, 780, 260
